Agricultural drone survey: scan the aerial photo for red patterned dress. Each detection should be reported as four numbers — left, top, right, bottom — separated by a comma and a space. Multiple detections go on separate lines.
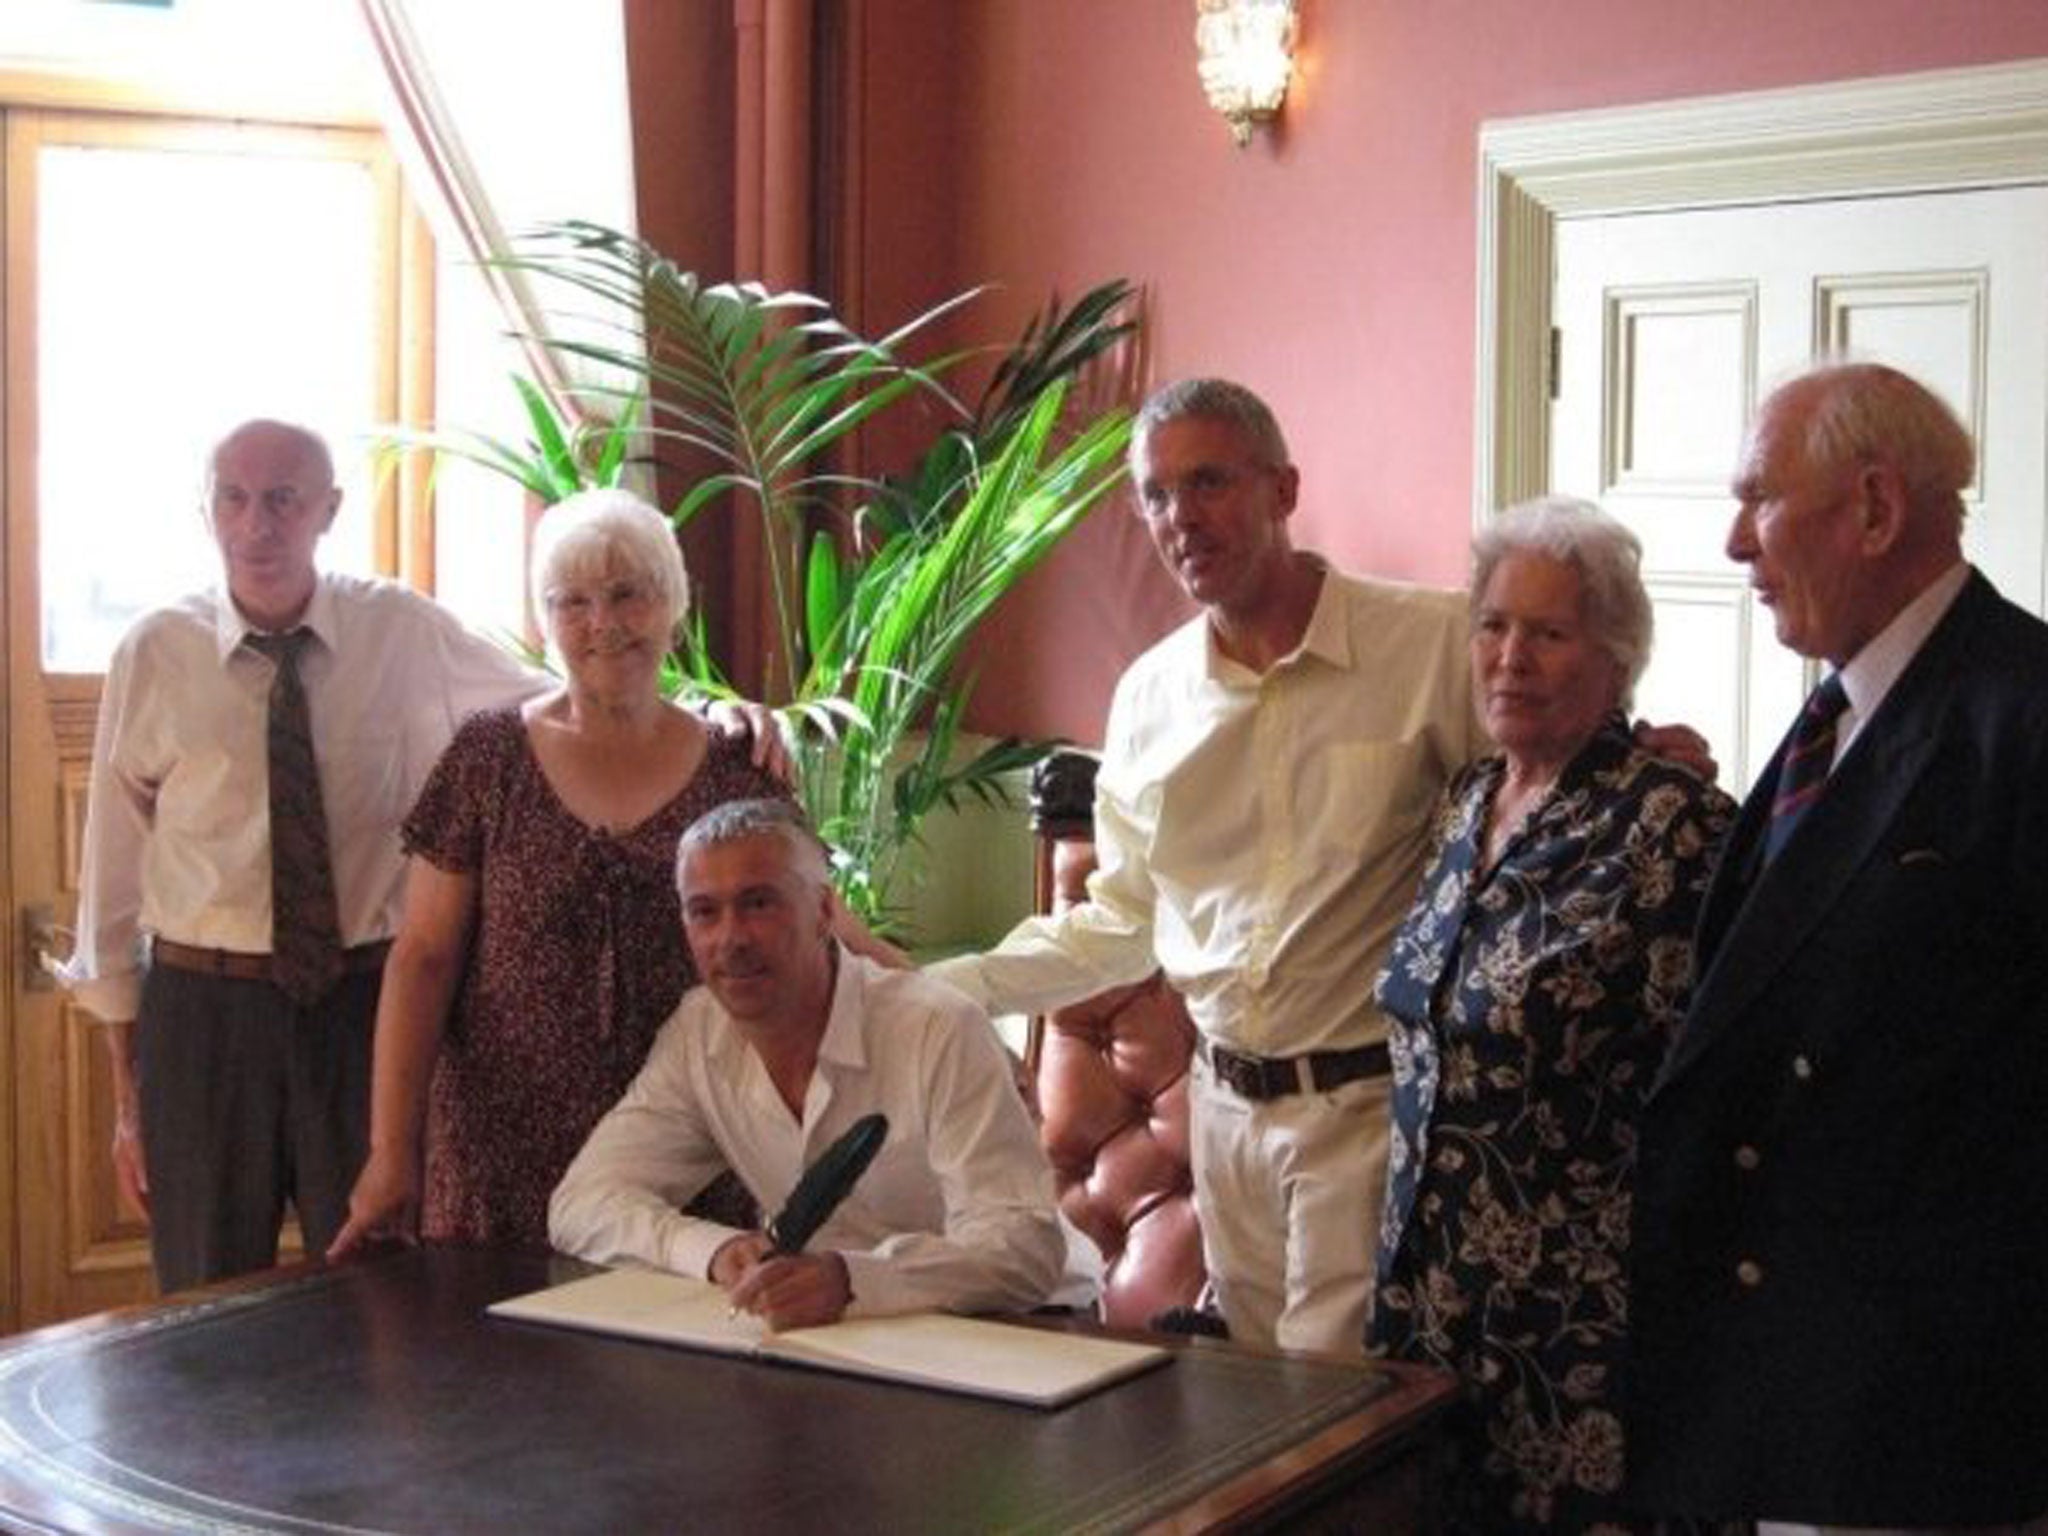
404, 708, 781, 1248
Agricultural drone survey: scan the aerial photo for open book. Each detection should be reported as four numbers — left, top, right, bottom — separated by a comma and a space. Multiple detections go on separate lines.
489, 1267, 1170, 1409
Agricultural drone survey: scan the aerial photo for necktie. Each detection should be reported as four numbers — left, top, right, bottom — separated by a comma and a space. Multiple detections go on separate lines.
1763, 672, 1850, 865
245, 629, 344, 1005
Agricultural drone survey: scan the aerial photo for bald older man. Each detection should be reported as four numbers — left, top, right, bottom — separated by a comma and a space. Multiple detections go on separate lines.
63, 420, 544, 1291
1628, 364, 2048, 1533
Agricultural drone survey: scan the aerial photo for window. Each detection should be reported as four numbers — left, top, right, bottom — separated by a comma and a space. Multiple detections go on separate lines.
20, 111, 408, 670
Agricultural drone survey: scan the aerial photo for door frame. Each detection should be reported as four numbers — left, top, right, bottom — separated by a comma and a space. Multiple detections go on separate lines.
1, 94, 432, 1330
1476, 57, 2048, 534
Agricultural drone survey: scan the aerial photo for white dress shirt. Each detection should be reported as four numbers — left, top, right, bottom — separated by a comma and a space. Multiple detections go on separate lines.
549, 949, 1065, 1318
931, 565, 1483, 1056
65, 573, 540, 1022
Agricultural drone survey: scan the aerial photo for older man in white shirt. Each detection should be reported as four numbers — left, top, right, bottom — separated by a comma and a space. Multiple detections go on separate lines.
64, 419, 545, 1292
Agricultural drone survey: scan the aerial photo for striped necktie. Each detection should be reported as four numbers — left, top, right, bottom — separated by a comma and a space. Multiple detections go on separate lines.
245, 629, 345, 1005
1763, 672, 1850, 865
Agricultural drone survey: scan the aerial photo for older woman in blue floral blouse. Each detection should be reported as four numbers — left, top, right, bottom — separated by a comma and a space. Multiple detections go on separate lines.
1369, 497, 1735, 1535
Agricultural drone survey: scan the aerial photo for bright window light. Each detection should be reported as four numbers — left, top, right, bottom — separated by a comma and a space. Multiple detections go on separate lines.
37, 142, 381, 670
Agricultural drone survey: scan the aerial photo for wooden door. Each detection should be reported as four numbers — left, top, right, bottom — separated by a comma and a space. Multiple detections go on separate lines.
1549, 186, 2048, 792
2, 106, 413, 1329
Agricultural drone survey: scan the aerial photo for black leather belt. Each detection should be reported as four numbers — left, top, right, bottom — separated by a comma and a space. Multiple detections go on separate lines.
151, 938, 392, 983
1199, 1038, 1391, 1101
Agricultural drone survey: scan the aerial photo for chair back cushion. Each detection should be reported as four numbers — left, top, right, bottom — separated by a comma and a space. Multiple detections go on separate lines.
1035, 833, 1206, 1328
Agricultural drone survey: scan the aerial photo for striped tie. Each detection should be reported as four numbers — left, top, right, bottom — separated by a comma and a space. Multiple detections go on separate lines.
245, 629, 345, 1005
1763, 672, 1850, 865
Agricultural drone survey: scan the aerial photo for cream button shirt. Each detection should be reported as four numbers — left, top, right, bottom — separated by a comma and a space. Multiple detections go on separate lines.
933, 563, 1483, 1056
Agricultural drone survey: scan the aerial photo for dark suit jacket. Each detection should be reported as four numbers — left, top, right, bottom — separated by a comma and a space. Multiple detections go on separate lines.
1627, 571, 2048, 1527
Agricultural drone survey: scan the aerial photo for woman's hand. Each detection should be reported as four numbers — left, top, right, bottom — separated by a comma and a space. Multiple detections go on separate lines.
326, 1144, 422, 1261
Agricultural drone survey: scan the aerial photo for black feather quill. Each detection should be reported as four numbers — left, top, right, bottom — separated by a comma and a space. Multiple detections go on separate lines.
766, 1113, 889, 1254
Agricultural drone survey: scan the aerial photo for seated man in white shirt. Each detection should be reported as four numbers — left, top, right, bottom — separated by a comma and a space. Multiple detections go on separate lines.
550, 798, 1064, 1329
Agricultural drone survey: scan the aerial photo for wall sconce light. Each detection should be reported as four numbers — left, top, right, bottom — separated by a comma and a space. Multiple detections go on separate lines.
1194, 0, 1298, 147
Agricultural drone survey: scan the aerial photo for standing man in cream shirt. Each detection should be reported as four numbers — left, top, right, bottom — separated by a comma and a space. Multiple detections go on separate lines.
931, 378, 1482, 1355
63, 420, 544, 1291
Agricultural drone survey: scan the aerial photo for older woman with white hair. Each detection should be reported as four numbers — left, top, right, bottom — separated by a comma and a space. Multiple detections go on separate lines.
330, 488, 784, 1253
1368, 497, 1737, 1535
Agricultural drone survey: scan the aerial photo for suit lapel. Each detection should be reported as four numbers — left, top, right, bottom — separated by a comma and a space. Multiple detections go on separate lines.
1656, 575, 1991, 1091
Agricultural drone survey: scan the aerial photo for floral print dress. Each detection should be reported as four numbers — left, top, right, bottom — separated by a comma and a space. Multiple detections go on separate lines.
405, 708, 783, 1249
1370, 714, 1734, 1534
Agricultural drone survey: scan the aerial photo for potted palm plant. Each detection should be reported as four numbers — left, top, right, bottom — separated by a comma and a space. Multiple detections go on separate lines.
433, 221, 1136, 935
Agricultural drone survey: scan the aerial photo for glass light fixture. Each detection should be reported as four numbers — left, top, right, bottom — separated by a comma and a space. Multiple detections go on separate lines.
1194, 0, 1298, 147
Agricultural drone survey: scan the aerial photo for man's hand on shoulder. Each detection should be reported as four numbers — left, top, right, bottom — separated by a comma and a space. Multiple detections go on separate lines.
700, 698, 794, 783
828, 893, 913, 969
1633, 719, 1718, 783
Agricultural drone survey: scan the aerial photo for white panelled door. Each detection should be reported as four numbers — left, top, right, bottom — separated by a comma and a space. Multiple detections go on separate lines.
1550, 186, 2048, 792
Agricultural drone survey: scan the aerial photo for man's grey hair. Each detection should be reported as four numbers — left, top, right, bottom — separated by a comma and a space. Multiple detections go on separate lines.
530, 487, 691, 631
1471, 495, 1654, 705
1790, 360, 1975, 529
676, 798, 829, 889
1133, 378, 1291, 470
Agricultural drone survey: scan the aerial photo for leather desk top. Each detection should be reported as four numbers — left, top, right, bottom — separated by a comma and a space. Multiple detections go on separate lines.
0, 1246, 1453, 1534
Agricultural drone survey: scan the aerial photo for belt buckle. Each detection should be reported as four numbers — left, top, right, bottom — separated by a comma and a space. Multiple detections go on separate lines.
1211, 1042, 1290, 1101
1207, 1041, 1251, 1099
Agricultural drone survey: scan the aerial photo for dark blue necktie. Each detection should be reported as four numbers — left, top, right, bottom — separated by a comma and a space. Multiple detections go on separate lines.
1764, 673, 1850, 865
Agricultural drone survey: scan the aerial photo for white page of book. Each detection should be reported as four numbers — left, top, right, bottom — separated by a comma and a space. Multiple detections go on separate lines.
488, 1267, 1170, 1408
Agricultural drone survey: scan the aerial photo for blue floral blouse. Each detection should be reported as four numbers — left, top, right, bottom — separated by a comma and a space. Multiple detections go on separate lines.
1370, 712, 1734, 1534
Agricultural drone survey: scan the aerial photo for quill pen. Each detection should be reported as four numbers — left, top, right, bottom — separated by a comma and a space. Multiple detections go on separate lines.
766, 1113, 889, 1254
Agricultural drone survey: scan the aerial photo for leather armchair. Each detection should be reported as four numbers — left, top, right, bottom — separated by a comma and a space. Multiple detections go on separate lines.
1028, 751, 1206, 1329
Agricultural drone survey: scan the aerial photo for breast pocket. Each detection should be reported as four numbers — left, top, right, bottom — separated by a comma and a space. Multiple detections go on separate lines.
1316, 739, 1442, 859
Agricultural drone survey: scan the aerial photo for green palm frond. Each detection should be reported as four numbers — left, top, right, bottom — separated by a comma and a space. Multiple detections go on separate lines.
374, 374, 644, 502
498, 220, 988, 700
814, 382, 1132, 920
459, 220, 1137, 935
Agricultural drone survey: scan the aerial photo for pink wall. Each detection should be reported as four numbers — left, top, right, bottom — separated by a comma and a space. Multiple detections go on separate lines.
848, 0, 2048, 744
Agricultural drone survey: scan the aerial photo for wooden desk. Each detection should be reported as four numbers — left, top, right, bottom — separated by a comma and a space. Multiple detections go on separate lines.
0, 1247, 1453, 1534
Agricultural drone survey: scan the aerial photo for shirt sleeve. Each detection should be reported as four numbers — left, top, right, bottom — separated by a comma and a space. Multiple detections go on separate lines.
837, 1003, 1063, 1318
927, 689, 1162, 1016
546, 1007, 744, 1278
429, 605, 545, 724
61, 631, 154, 1023
402, 713, 508, 873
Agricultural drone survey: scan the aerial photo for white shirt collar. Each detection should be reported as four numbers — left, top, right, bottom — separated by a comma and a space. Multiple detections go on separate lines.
815, 941, 869, 1073
210, 573, 338, 664
1835, 560, 1971, 753
1201, 556, 1345, 683
706, 940, 865, 1077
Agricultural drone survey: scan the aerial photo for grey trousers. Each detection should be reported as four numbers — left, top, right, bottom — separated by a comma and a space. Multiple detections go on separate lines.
135, 963, 378, 1293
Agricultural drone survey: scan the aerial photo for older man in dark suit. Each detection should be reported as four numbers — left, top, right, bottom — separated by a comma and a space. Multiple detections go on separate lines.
1626, 362, 2048, 1534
